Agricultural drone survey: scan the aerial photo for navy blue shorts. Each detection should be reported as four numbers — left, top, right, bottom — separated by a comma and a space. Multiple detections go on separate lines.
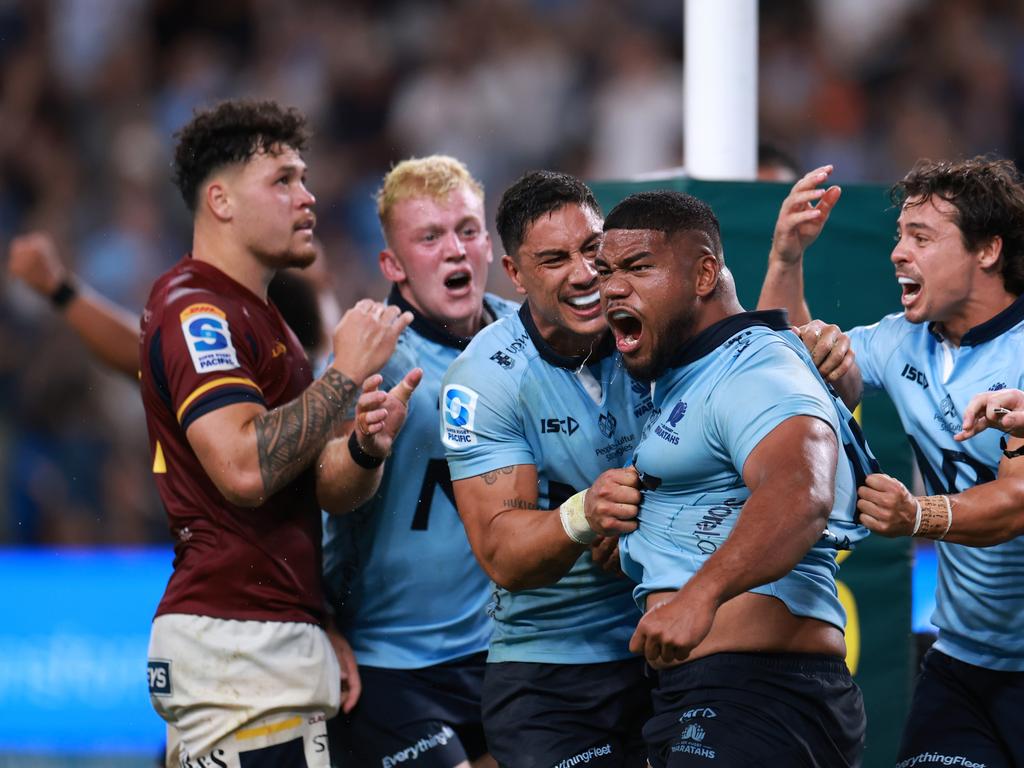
644, 652, 864, 768
482, 658, 651, 768
896, 648, 1024, 768
327, 652, 487, 768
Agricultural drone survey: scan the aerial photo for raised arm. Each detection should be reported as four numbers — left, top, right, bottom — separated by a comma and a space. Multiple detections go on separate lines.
316, 368, 423, 515
452, 464, 640, 591
8, 232, 140, 377
186, 300, 412, 507
630, 415, 838, 665
756, 165, 841, 326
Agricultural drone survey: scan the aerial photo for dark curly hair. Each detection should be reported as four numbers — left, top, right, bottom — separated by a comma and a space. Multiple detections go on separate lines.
172, 99, 310, 213
496, 170, 601, 258
603, 190, 722, 259
892, 156, 1024, 295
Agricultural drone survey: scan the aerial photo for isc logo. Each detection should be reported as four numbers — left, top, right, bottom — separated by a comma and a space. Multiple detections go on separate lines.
540, 417, 579, 435
147, 660, 172, 696
900, 363, 929, 389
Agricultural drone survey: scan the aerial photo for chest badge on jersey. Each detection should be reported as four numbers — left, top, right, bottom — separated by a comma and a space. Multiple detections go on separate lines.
442, 384, 479, 448
180, 303, 240, 374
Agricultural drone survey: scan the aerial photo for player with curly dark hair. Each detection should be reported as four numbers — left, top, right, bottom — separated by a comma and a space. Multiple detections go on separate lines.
140, 99, 418, 767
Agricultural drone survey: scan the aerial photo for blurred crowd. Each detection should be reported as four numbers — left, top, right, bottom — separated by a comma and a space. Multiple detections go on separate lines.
2, 0, 1023, 546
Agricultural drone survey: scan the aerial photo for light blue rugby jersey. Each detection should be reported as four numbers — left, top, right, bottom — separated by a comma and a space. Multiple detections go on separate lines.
620, 311, 874, 631
442, 304, 650, 664
322, 287, 518, 668
849, 294, 1024, 671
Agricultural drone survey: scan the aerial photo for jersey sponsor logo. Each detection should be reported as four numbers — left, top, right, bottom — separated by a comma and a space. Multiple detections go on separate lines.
179, 303, 239, 374
489, 332, 529, 370
554, 744, 613, 768
680, 707, 717, 721
989, 381, 1006, 391
540, 416, 580, 435
490, 350, 515, 369
442, 384, 478, 447
932, 394, 960, 434
595, 433, 635, 461
900, 362, 929, 389
147, 659, 172, 696
724, 329, 754, 359
598, 411, 618, 438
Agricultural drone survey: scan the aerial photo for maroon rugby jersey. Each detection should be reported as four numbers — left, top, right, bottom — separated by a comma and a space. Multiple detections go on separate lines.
140, 256, 324, 625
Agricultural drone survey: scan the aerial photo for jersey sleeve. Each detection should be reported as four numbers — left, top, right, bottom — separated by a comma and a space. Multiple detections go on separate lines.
155, 292, 265, 430
707, 337, 838, 476
847, 313, 906, 393
442, 351, 534, 481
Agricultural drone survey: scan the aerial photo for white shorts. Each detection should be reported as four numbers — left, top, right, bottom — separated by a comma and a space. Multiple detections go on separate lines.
148, 614, 341, 766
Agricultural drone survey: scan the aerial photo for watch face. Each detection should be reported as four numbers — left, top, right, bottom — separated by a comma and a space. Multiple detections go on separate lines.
1001, 435, 1024, 459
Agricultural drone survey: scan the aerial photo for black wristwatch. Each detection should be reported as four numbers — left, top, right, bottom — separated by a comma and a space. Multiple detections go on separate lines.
348, 431, 385, 469
1001, 435, 1024, 459
50, 279, 77, 310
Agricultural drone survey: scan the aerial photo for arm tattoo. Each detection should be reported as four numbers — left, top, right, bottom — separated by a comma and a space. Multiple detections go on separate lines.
502, 498, 539, 510
255, 368, 358, 498
482, 466, 515, 485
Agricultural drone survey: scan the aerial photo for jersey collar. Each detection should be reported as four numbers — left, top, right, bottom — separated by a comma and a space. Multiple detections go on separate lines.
387, 285, 494, 351
519, 302, 616, 370
668, 309, 791, 368
928, 292, 1024, 347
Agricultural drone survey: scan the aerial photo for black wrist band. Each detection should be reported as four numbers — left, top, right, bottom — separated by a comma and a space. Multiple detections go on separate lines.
50, 279, 77, 310
348, 431, 384, 469
1001, 435, 1024, 459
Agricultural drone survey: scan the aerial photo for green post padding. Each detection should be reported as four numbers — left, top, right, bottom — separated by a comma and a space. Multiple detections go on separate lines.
591, 177, 913, 767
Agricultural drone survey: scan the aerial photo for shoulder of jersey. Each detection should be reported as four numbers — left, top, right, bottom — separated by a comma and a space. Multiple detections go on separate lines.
484, 293, 522, 320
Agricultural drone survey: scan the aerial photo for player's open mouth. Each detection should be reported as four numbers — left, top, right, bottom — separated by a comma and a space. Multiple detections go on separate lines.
898, 276, 921, 307
444, 271, 472, 291
565, 290, 601, 317
294, 216, 316, 233
607, 308, 643, 354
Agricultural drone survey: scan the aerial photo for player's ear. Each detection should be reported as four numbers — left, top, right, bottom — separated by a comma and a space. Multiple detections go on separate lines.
976, 234, 1003, 270
694, 255, 720, 298
502, 254, 527, 296
206, 180, 233, 222
379, 249, 406, 283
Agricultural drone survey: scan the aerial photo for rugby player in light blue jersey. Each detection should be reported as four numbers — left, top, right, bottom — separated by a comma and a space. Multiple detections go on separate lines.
323, 156, 517, 768
443, 171, 653, 768
593, 190, 874, 768
760, 157, 1024, 768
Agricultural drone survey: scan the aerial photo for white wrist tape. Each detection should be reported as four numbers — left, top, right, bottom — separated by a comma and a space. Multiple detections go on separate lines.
559, 489, 596, 545
914, 495, 953, 540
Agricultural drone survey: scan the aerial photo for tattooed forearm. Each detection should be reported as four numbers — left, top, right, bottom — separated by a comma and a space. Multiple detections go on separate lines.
482, 466, 515, 485
255, 368, 358, 498
502, 498, 539, 510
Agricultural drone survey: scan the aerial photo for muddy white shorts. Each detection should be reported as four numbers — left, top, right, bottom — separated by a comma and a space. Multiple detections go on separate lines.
148, 614, 341, 767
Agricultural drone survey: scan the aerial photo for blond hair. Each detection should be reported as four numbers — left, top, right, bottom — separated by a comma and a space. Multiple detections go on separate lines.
377, 155, 484, 237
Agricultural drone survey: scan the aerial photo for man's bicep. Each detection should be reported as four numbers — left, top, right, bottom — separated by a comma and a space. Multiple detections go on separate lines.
185, 401, 266, 500
453, 464, 539, 534
741, 414, 838, 501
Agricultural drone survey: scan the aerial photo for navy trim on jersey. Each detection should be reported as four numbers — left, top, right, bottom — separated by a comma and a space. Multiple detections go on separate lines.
149, 328, 173, 413
180, 388, 266, 431
388, 285, 498, 351
518, 302, 616, 370
668, 309, 791, 368
928, 292, 1024, 347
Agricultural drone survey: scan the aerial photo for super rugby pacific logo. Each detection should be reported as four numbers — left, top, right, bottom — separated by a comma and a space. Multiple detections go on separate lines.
442, 385, 479, 448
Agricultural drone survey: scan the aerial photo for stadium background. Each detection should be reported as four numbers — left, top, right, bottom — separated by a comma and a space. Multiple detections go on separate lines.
1, 0, 1022, 765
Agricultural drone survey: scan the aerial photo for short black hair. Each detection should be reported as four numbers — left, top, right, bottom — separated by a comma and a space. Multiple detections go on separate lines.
172, 99, 310, 213
496, 170, 601, 257
893, 155, 1024, 295
603, 190, 722, 257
